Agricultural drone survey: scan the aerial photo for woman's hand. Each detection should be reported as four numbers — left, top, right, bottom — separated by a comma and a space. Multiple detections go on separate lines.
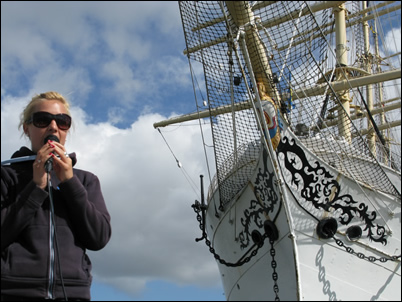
49, 140, 73, 183
33, 140, 73, 189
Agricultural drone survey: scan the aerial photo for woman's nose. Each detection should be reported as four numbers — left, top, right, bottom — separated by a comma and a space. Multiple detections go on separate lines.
48, 119, 58, 130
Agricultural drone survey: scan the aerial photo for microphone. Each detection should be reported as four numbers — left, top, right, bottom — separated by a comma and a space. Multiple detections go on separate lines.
44, 135, 60, 172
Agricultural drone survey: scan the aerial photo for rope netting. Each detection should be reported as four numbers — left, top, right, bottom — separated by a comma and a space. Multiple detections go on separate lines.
179, 1, 401, 205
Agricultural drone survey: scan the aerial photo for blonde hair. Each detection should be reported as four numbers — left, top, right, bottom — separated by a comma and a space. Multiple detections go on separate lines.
19, 91, 71, 136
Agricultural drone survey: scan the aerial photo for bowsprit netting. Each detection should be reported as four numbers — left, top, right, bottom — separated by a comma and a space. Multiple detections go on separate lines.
179, 1, 401, 206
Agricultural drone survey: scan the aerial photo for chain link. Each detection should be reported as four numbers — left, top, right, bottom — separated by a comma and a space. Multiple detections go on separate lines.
269, 238, 280, 301
193, 203, 281, 300
333, 237, 401, 263
193, 202, 400, 301
193, 202, 266, 266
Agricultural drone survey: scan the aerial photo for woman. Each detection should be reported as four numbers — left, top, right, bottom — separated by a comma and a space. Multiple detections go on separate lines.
1, 92, 112, 301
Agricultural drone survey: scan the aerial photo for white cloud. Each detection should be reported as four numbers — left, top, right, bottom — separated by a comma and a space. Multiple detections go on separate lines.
7, 1, 400, 300
1, 2, 221, 298
1, 94, 220, 297
1, 1, 188, 122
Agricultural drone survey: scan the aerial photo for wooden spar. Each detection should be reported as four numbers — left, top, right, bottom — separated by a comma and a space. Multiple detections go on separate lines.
153, 68, 401, 128
153, 96, 401, 130
184, 1, 344, 55
156, 2, 401, 132
291, 69, 401, 100
155, 1, 279, 129
358, 120, 401, 137
225, 1, 275, 97
183, 1, 400, 60
153, 102, 249, 128
258, 1, 345, 29
319, 100, 401, 129
277, 2, 401, 52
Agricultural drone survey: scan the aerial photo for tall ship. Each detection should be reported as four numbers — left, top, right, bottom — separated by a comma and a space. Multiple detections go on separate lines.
154, 1, 401, 300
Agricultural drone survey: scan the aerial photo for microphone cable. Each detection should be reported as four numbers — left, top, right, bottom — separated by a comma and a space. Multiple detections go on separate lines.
47, 171, 68, 301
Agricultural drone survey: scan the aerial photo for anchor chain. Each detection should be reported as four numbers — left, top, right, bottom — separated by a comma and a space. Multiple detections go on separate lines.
192, 201, 266, 267
192, 201, 281, 300
333, 237, 401, 263
269, 238, 280, 301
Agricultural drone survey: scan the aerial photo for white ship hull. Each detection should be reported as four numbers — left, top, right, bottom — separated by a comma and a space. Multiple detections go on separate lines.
155, 1, 401, 300
206, 123, 401, 300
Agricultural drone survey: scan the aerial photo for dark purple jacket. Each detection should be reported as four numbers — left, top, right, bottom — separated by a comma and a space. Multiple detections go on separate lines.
1, 147, 111, 300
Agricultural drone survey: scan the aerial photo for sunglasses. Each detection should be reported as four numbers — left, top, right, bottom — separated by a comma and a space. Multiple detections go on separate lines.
27, 111, 72, 130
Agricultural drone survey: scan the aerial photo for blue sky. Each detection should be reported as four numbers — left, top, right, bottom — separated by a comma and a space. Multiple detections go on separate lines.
2, 2, 400, 301
1, 1, 224, 301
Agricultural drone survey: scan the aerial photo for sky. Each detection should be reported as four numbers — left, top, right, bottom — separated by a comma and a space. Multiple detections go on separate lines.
1, 1, 401, 302
1, 1, 224, 301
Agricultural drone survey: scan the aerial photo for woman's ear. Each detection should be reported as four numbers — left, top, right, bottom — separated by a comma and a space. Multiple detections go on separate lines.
23, 124, 30, 138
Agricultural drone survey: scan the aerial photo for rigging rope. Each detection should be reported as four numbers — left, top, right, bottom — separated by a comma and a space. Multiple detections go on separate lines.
253, 1, 399, 226
188, 45, 220, 215
157, 128, 200, 198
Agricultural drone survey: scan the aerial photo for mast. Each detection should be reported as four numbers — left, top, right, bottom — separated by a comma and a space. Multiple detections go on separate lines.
225, 1, 277, 99
373, 9, 390, 165
363, 1, 376, 155
334, 3, 352, 143
154, 2, 400, 132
